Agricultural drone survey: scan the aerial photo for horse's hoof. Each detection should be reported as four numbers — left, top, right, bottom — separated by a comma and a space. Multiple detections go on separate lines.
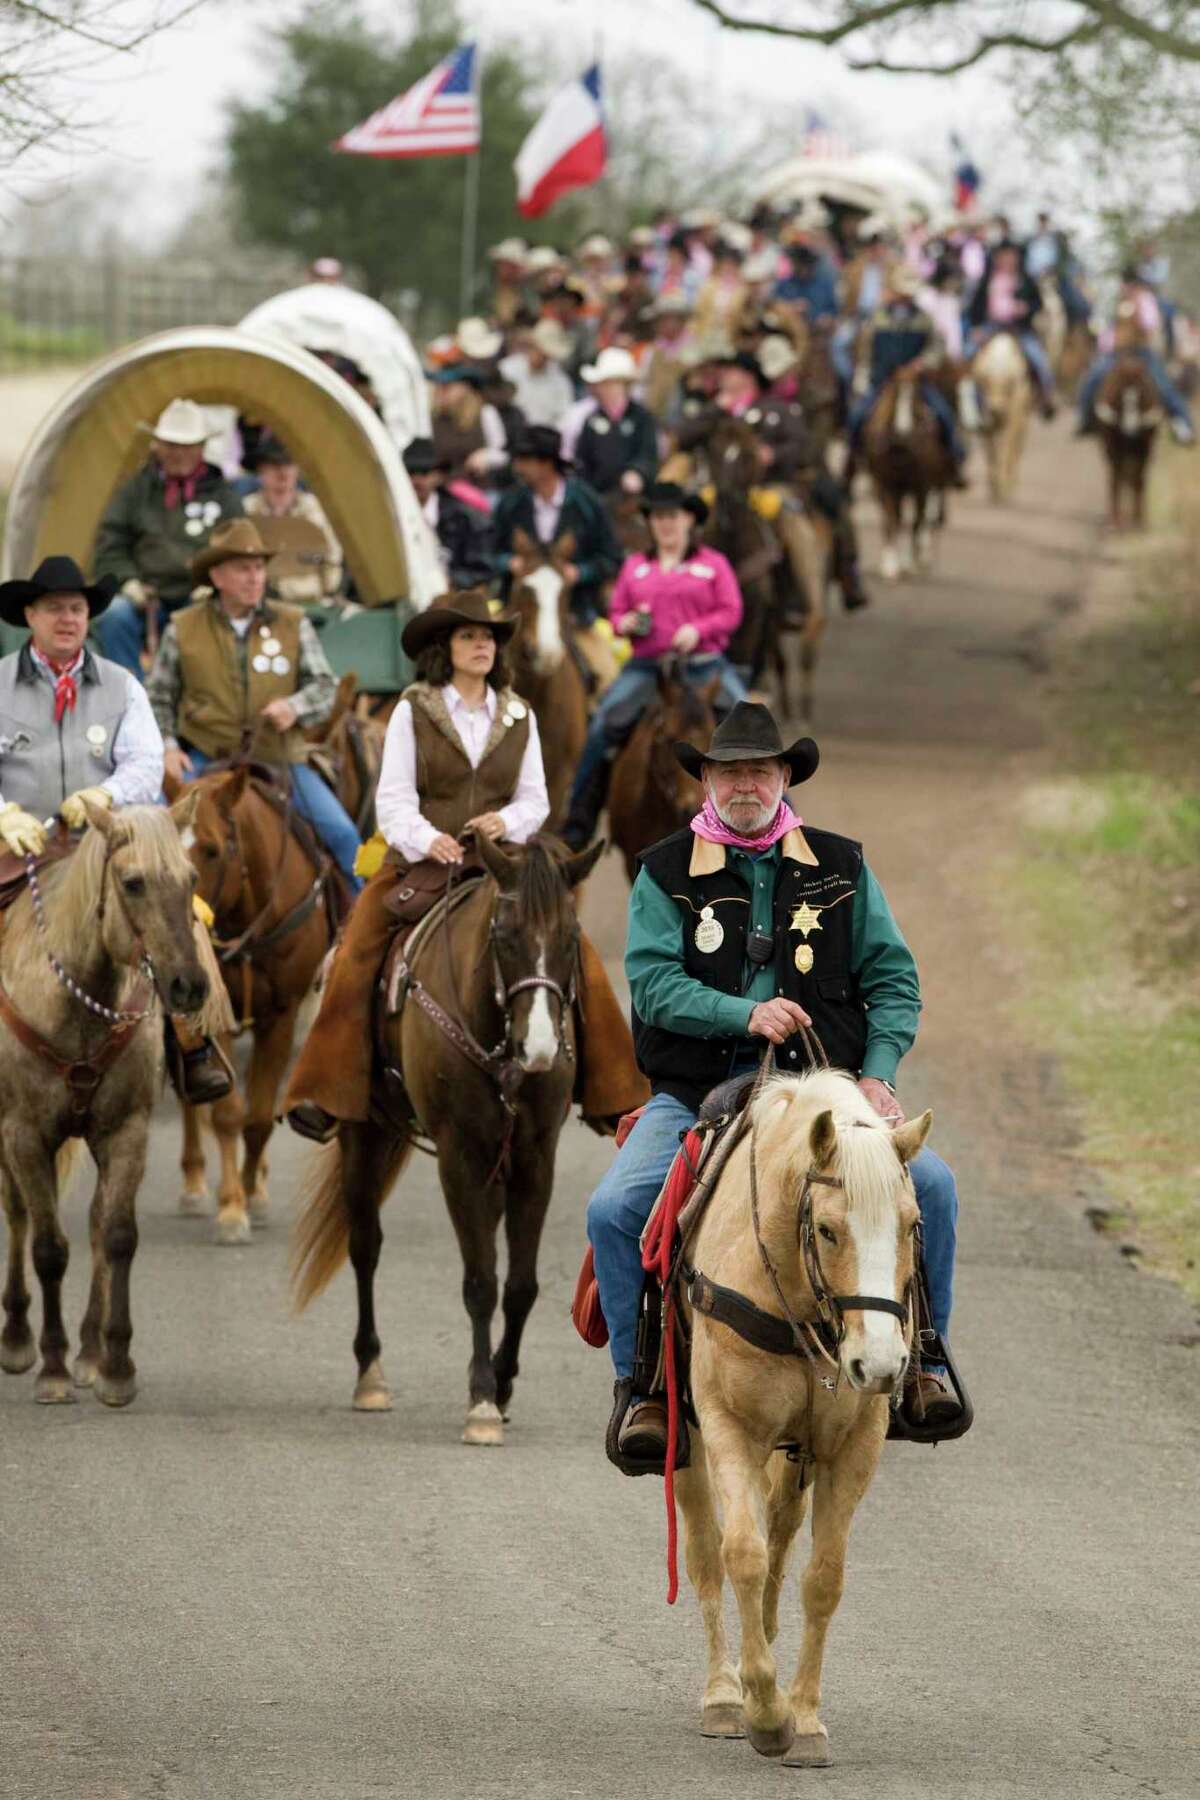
248, 1194, 270, 1229
72, 1355, 98, 1389
462, 1400, 504, 1446
700, 1703, 745, 1739
178, 1189, 209, 1217
745, 1716, 795, 1759
94, 1371, 137, 1409
0, 1336, 36, 1375
34, 1373, 76, 1405
783, 1732, 832, 1768
213, 1209, 251, 1246
352, 1362, 393, 1412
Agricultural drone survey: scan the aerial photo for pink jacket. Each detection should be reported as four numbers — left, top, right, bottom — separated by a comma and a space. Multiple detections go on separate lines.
608, 546, 743, 660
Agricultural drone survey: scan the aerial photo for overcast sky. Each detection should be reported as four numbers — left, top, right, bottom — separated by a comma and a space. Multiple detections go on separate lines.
7, 0, 1058, 240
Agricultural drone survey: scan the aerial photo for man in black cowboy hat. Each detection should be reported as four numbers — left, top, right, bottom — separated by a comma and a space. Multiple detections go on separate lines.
0, 555, 232, 1104
403, 438, 493, 591
583, 701, 962, 1466
489, 425, 621, 626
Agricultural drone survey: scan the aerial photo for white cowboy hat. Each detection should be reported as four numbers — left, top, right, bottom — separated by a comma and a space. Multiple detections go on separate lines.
857, 212, 894, 242
742, 249, 779, 284
651, 293, 693, 318
578, 233, 615, 260
524, 245, 564, 273
783, 199, 831, 239
627, 225, 656, 249
757, 334, 801, 384
456, 316, 503, 360
579, 346, 639, 384
719, 221, 753, 254
680, 207, 720, 230
142, 397, 209, 445
488, 237, 528, 265
529, 318, 572, 361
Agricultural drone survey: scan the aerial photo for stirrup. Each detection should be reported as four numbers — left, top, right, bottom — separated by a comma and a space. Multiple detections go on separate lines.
887, 1330, 974, 1444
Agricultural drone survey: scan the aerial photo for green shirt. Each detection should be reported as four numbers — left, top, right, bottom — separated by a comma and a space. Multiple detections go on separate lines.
625, 846, 921, 1086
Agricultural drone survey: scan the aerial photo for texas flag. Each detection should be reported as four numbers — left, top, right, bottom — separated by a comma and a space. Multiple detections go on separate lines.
514, 66, 606, 218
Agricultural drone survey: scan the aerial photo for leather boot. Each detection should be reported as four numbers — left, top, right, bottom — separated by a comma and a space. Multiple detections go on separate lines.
561, 756, 613, 852
901, 1362, 963, 1431
286, 1101, 339, 1145
165, 1018, 234, 1105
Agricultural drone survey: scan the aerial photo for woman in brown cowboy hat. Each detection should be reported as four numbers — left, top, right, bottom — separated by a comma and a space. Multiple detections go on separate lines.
286, 589, 647, 1140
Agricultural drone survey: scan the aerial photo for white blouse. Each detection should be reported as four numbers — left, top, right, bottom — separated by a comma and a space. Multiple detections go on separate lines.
375, 684, 550, 863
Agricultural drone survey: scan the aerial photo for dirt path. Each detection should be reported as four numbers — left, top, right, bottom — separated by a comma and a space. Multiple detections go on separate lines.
0, 365, 87, 487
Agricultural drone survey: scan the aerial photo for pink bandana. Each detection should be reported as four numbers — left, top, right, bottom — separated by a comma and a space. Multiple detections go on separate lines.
690, 795, 802, 852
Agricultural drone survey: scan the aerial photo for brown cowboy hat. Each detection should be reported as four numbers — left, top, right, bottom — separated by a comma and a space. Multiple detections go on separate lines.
191, 518, 269, 582
401, 588, 519, 660
674, 701, 819, 786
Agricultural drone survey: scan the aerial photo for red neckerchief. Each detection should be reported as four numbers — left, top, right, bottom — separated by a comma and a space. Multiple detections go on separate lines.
32, 646, 83, 723
162, 466, 202, 510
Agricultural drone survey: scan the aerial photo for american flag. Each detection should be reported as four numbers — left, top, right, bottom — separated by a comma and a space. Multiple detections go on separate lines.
801, 108, 851, 160
334, 43, 480, 158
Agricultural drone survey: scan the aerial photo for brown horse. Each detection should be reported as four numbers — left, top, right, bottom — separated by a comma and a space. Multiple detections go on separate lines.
292, 831, 603, 1442
0, 804, 211, 1407
793, 320, 844, 459
1095, 354, 1162, 529
306, 671, 386, 840
608, 661, 718, 883
509, 532, 589, 827
180, 768, 340, 1243
863, 369, 954, 580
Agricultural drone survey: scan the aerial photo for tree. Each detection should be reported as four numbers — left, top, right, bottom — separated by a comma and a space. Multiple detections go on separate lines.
225, 2, 544, 316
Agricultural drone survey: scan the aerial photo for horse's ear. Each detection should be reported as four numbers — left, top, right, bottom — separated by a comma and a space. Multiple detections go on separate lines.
473, 828, 518, 886
553, 530, 576, 563
321, 671, 357, 735
561, 838, 604, 890
512, 526, 535, 557
702, 675, 722, 706
83, 796, 116, 836
170, 787, 202, 834
892, 1110, 932, 1165
212, 768, 249, 814
809, 1108, 837, 1167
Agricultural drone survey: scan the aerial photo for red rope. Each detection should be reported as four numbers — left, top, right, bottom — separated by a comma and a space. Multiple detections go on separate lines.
641, 1128, 704, 1606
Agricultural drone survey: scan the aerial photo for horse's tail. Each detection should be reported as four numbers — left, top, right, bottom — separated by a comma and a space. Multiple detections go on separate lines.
56, 1139, 83, 1202
290, 1133, 411, 1311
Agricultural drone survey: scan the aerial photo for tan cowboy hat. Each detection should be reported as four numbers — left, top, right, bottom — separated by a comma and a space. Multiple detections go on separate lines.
457, 316, 503, 360
401, 587, 519, 660
190, 518, 269, 582
578, 233, 615, 260
525, 245, 565, 274
580, 346, 639, 384
651, 292, 692, 318
142, 397, 208, 445
529, 318, 572, 360
488, 237, 528, 265
757, 334, 801, 384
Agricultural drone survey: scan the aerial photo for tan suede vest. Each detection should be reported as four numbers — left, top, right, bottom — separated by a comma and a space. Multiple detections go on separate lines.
175, 600, 305, 764
405, 683, 530, 837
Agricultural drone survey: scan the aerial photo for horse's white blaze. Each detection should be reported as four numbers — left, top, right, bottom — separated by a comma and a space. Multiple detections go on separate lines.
524, 564, 565, 671
879, 543, 900, 582
846, 1213, 906, 1386
894, 384, 914, 438
521, 948, 558, 1072
180, 825, 196, 852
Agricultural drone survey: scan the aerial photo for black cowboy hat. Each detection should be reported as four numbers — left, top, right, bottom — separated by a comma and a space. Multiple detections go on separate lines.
247, 434, 295, 468
400, 587, 520, 660
508, 423, 569, 469
403, 436, 450, 476
674, 701, 819, 786
718, 349, 765, 385
640, 480, 708, 526
0, 555, 115, 628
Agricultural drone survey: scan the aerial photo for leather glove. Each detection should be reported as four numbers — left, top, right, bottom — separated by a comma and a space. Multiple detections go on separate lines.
122, 578, 153, 609
0, 802, 48, 857
60, 786, 113, 831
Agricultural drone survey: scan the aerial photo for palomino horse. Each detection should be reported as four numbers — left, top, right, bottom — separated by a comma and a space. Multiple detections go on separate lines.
607, 661, 718, 884
971, 331, 1033, 502
508, 532, 589, 828
1095, 354, 1163, 530
181, 768, 340, 1243
862, 370, 954, 579
292, 831, 603, 1443
674, 1071, 930, 1766
0, 803, 211, 1406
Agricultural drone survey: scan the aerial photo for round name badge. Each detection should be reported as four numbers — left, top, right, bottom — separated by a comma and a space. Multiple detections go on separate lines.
507, 698, 527, 719
591, 416, 610, 434
86, 724, 108, 746
694, 905, 724, 954
262, 637, 281, 656
184, 519, 204, 537
252, 653, 270, 673
271, 655, 291, 675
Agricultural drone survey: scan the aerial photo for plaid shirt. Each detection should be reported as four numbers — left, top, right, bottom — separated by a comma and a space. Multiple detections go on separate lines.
146, 599, 337, 749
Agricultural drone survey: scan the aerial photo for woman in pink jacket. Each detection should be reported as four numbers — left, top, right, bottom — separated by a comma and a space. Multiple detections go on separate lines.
561, 482, 748, 848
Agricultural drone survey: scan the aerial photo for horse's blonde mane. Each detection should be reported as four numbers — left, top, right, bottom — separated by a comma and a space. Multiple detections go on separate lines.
4, 808, 189, 957
751, 1071, 906, 1231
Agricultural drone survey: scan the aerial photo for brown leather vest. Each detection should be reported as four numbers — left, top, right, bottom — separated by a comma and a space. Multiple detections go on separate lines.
175, 600, 305, 764
433, 409, 487, 477
405, 682, 530, 837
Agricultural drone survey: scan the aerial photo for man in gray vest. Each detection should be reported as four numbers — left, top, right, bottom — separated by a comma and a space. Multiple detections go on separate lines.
0, 555, 231, 1104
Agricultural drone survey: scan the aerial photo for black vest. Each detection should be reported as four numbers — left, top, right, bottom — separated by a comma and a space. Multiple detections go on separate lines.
632, 824, 867, 1109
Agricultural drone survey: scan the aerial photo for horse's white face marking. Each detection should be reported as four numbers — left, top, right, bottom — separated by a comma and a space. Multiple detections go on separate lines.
180, 826, 196, 853
520, 946, 558, 1072
845, 1211, 907, 1390
723, 442, 741, 465
524, 564, 565, 672
894, 384, 914, 438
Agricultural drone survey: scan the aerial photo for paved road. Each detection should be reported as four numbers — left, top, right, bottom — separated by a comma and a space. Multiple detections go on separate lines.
4, 424, 1199, 1800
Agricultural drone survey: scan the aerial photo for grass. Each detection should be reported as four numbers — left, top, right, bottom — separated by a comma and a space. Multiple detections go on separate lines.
0, 312, 107, 368
1001, 445, 1200, 1303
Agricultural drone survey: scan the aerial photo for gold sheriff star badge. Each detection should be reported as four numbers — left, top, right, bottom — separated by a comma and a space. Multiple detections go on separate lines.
789, 902, 823, 938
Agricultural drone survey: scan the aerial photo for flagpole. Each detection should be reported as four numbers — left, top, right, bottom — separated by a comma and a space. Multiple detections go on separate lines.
460, 147, 481, 316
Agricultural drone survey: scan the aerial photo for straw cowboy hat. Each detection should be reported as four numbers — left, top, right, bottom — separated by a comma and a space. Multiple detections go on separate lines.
651, 293, 693, 318
190, 519, 269, 583
142, 397, 208, 445
757, 334, 801, 384
524, 245, 565, 274
580, 346, 639, 384
674, 701, 819, 785
456, 316, 503, 360
578, 234, 615, 260
0, 555, 114, 628
742, 249, 780, 285
488, 238, 528, 265
400, 588, 519, 659
529, 318, 572, 361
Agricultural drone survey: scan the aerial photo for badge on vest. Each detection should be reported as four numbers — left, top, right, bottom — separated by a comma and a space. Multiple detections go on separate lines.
790, 902, 822, 938
262, 636, 282, 656
794, 944, 814, 974
271, 656, 290, 675
502, 698, 527, 727
252, 654, 270, 673
694, 905, 724, 953
86, 723, 109, 759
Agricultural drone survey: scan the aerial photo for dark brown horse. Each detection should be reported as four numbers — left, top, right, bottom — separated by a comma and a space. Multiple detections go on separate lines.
509, 531, 589, 827
292, 830, 603, 1443
707, 415, 779, 681
794, 319, 845, 458
180, 769, 341, 1243
608, 660, 718, 883
307, 671, 385, 840
1095, 354, 1162, 529
863, 369, 955, 580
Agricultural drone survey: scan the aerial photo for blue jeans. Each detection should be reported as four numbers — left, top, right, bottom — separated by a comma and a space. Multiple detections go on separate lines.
95, 593, 192, 680
567, 655, 748, 808
184, 748, 363, 890
849, 382, 967, 464
1078, 348, 1192, 428
586, 1091, 958, 1379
